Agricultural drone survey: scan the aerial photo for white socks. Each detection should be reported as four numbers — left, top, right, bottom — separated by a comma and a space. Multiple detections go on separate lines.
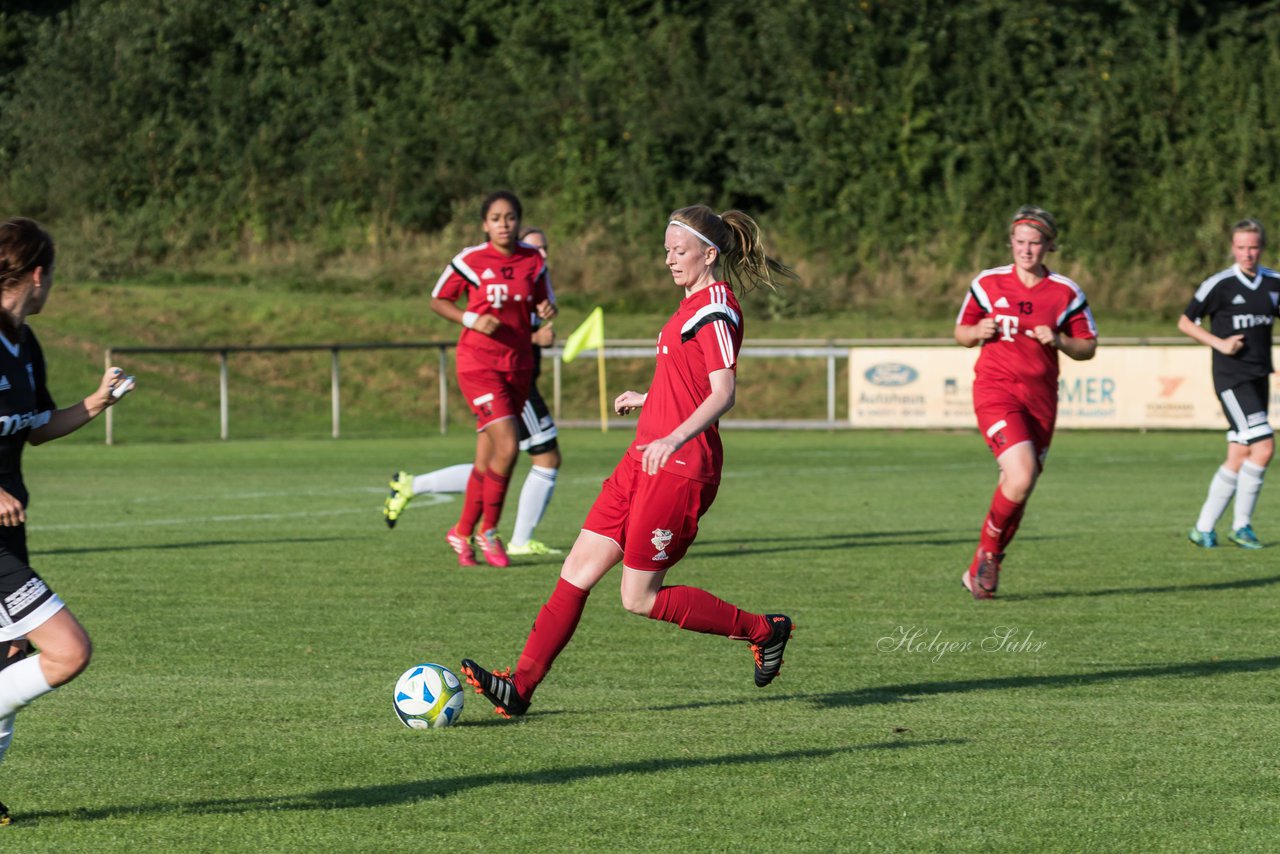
1196, 465, 1238, 533
511, 465, 558, 546
410, 462, 559, 546
1233, 461, 1267, 530
0, 655, 53, 766
413, 464, 474, 495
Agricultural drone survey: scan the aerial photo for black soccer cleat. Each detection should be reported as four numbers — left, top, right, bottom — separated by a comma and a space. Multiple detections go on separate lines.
0, 798, 11, 826
752, 614, 793, 687
460, 658, 530, 719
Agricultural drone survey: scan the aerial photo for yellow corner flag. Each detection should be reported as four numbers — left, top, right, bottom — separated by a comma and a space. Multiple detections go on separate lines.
561, 306, 604, 363
561, 307, 609, 432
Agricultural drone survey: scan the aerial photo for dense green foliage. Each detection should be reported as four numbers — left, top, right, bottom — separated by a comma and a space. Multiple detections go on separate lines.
7, 431, 1280, 850
4, 1, 1280, 312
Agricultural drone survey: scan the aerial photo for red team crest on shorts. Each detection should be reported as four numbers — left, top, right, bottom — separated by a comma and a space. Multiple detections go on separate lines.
650, 528, 673, 561
472, 392, 495, 418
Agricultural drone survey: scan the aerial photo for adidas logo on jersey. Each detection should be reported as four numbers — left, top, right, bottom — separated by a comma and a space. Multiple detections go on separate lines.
0, 376, 9, 391
1232, 294, 1247, 305
481, 268, 496, 280
994, 297, 1010, 308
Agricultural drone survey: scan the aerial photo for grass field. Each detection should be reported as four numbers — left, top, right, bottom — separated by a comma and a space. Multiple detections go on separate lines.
5, 429, 1278, 852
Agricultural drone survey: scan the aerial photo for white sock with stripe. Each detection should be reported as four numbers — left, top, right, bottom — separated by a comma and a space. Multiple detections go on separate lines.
413, 464, 473, 495
0, 655, 53, 766
510, 465, 558, 546
1232, 461, 1266, 531
1196, 465, 1238, 533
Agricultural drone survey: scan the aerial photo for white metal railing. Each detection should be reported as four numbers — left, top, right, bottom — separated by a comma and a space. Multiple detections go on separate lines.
102, 337, 1191, 443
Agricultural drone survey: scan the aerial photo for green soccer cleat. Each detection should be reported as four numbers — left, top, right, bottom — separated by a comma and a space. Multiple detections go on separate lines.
505, 539, 563, 556
382, 471, 414, 529
1228, 525, 1263, 550
1187, 528, 1217, 549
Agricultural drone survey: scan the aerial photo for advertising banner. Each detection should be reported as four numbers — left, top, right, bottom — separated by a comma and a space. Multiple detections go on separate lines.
848, 346, 1280, 430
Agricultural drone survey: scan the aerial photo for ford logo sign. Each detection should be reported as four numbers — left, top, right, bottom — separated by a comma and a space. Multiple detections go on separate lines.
864, 363, 918, 387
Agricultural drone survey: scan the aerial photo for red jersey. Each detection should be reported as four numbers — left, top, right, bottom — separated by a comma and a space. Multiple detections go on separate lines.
432, 241, 553, 372
628, 283, 743, 484
957, 265, 1097, 392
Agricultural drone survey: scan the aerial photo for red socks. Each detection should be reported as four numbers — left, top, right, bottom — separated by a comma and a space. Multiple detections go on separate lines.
482, 470, 511, 531
980, 487, 1024, 554
1000, 501, 1027, 550
648, 585, 770, 644
514, 578, 590, 699
455, 469, 486, 536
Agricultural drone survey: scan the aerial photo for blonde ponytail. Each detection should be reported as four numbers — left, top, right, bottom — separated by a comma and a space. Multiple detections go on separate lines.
669, 205, 794, 295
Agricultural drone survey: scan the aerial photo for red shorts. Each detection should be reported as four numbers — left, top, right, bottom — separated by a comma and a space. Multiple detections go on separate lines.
973, 382, 1056, 461
457, 368, 532, 431
582, 454, 719, 571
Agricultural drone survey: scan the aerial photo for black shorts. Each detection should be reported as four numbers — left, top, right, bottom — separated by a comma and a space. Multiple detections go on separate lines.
517, 382, 558, 455
1217, 377, 1273, 445
0, 526, 64, 642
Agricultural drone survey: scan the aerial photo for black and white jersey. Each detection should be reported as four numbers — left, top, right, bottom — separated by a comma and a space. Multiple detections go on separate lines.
0, 326, 54, 508
1184, 264, 1280, 388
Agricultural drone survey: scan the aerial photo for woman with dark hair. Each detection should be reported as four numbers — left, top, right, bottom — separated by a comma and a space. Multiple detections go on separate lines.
383, 226, 563, 556
461, 205, 794, 718
428, 192, 557, 568
0, 217, 133, 822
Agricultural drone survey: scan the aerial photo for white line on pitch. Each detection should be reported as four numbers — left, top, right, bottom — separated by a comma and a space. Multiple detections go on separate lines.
27, 494, 454, 531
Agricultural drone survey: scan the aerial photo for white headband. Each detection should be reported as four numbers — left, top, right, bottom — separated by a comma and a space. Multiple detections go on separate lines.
669, 220, 721, 253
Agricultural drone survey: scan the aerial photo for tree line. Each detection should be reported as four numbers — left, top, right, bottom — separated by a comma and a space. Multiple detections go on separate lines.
2, 0, 1279, 313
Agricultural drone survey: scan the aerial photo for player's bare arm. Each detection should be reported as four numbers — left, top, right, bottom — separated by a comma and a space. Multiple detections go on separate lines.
636, 369, 735, 476
1177, 313, 1244, 355
531, 323, 555, 347
1030, 325, 1097, 361
614, 390, 648, 415
955, 317, 997, 348
430, 296, 500, 336
29, 365, 132, 446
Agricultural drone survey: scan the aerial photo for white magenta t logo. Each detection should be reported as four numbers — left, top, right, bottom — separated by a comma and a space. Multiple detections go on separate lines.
487, 283, 509, 308
995, 314, 1019, 341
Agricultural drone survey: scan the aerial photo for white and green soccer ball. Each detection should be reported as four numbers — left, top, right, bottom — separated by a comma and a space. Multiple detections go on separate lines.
393, 663, 464, 729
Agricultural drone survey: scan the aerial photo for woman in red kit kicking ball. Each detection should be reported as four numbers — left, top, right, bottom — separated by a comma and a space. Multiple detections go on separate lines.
461, 205, 794, 717
430, 191, 556, 567
955, 205, 1098, 599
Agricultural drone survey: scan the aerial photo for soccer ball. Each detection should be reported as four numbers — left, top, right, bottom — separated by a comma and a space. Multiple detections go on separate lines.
393, 663, 464, 729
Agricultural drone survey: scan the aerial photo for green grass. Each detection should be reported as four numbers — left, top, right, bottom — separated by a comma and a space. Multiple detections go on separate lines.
4, 429, 1278, 851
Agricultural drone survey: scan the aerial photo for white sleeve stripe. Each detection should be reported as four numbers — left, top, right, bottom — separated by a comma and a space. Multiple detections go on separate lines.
713, 318, 734, 367
969, 281, 993, 312
452, 256, 481, 287
431, 249, 483, 298
1194, 269, 1234, 303
430, 264, 454, 298
956, 292, 975, 324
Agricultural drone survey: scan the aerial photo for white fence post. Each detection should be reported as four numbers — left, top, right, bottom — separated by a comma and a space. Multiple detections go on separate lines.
219, 350, 229, 440
330, 347, 341, 439
104, 348, 114, 446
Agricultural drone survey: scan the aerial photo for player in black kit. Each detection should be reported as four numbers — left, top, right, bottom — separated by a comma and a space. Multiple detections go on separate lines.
1179, 218, 1280, 549
0, 218, 133, 823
